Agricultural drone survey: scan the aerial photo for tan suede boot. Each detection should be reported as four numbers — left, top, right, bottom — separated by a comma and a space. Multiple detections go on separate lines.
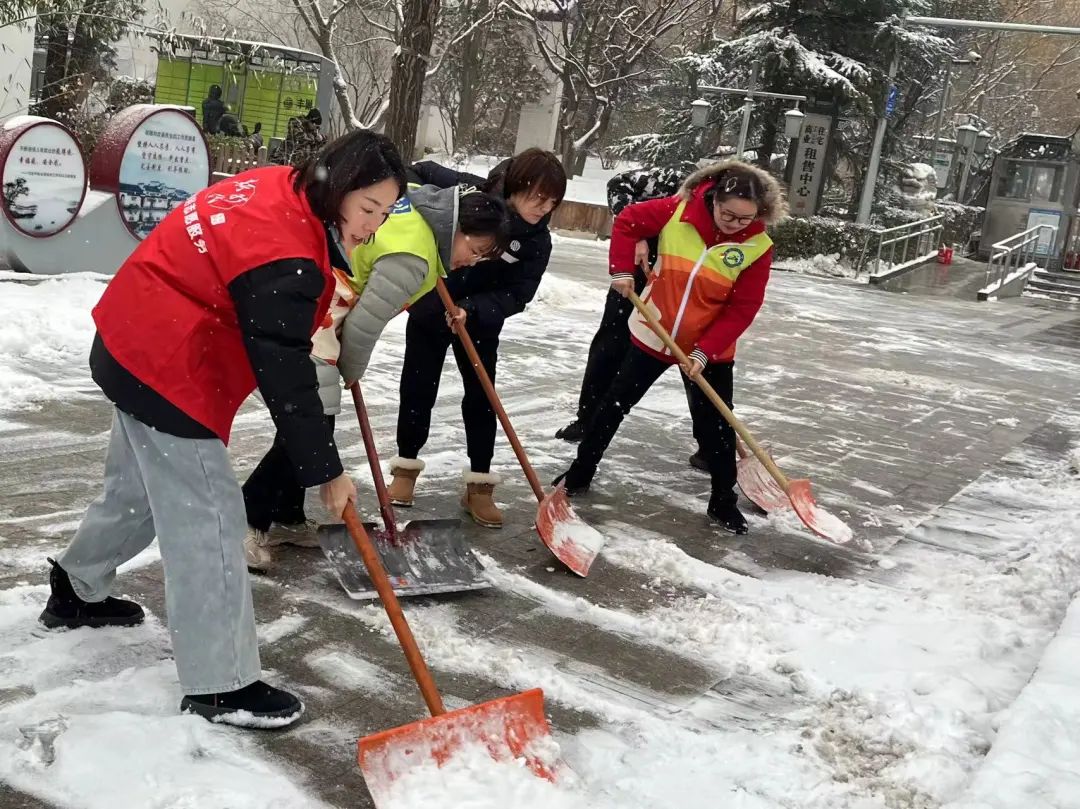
461, 471, 503, 529
386, 457, 424, 507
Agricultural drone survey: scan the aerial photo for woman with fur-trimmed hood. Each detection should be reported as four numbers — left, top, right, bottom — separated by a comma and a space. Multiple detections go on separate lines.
554, 159, 787, 535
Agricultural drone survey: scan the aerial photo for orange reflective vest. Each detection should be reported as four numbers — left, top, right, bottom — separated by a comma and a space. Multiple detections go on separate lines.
629, 200, 772, 362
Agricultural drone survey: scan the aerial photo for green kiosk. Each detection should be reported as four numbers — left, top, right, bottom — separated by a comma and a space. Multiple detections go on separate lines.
152, 36, 335, 142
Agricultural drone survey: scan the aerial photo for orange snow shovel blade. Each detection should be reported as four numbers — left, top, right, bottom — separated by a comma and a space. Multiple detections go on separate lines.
340, 508, 556, 804
787, 478, 853, 545
736, 445, 851, 544
536, 484, 604, 577
358, 689, 554, 796
736, 446, 790, 513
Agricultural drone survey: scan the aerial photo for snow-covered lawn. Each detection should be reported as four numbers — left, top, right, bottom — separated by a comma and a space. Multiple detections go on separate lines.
1, 256, 1079, 808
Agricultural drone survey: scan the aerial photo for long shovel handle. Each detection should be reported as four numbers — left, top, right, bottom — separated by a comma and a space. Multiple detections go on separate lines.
435, 278, 546, 503
627, 292, 791, 492
349, 383, 397, 535
341, 506, 446, 717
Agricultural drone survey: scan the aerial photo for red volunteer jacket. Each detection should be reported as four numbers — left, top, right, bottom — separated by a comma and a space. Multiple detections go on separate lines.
608, 182, 772, 363
93, 166, 334, 442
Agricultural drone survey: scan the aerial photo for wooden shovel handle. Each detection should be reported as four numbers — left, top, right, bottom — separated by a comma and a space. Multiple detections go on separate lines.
435, 278, 546, 503
349, 383, 397, 535
342, 506, 446, 717
627, 292, 791, 492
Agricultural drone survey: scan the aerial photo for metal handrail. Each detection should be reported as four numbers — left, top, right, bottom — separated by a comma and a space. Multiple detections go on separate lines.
984, 224, 1056, 295
860, 214, 945, 277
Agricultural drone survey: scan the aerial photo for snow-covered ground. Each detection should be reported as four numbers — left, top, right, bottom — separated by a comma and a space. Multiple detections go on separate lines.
1, 253, 1079, 808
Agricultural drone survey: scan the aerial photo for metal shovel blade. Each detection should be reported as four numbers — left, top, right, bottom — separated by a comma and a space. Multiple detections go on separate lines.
535, 484, 604, 577
358, 688, 554, 804
737, 452, 791, 513
318, 520, 492, 600
787, 479, 853, 545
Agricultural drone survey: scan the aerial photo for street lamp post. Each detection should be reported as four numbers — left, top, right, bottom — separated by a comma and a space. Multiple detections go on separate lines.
928, 51, 981, 162
695, 82, 807, 160
735, 62, 760, 158
957, 126, 991, 203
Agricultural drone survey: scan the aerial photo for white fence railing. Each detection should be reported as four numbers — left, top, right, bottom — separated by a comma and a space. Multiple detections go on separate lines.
859, 214, 945, 279
979, 224, 1056, 300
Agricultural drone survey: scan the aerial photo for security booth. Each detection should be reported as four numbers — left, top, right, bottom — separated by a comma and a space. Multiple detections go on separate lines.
151, 36, 336, 142
980, 132, 1080, 264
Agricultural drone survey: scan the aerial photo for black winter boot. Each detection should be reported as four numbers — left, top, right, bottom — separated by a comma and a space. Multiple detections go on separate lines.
39, 558, 145, 629
180, 680, 305, 728
707, 500, 749, 535
688, 451, 709, 473
552, 461, 595, 496
555, 420, 587, 443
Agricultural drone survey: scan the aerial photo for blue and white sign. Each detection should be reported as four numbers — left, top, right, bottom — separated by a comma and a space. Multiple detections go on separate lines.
885, 85, 900, 118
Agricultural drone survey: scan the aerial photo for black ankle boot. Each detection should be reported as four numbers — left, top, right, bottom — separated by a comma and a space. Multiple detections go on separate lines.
180, 680, 304, 728
555, 419, 587, 443
39, 558, 145, 629
552, 461, 595, 496
707, 501, 749, 535
688, 451, 709, 473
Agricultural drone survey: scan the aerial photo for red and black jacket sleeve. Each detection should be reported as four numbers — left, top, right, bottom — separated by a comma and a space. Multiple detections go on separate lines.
228, 258, 343, 487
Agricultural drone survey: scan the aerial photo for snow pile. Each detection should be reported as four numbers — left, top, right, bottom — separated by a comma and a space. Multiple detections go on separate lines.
944, 597, 1080, 809
0, 275, 106, 412
0, 584, 323, 808
774, 253, 859, 280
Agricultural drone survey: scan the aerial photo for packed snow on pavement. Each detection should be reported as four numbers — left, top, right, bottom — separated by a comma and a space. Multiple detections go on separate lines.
1, 247, 1079, 808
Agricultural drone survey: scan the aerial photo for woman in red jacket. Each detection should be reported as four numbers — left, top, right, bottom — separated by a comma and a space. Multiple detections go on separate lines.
37, 131, 407, 727
555, 160, 786, 534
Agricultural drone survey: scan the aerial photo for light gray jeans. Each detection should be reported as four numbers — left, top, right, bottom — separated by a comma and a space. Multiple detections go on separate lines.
59, 408, 260, 695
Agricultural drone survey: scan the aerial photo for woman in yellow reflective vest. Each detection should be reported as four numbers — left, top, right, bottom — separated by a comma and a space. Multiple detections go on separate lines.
554, 160, 787, 535
241, 185, 508, 571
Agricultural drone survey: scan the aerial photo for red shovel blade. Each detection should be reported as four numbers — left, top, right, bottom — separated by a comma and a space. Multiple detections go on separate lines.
358, 688, 555, 804
787, 478, 853, 545
737, 453, 790, 513
536, 484, 604, 577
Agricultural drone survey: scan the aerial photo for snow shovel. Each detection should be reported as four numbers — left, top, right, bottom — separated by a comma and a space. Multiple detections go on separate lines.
340, 506, 555, 800
628, 292, 852, 545
318, 383, 492, 600
735, 438, 790, 513
436, 279, 605, 576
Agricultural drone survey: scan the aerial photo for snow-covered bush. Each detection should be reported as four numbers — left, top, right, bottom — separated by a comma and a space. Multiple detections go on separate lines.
770, 216, 874, 266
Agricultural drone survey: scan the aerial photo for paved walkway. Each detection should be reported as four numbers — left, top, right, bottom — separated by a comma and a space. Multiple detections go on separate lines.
3, 239, 1080, 806
875, 255, 991, 300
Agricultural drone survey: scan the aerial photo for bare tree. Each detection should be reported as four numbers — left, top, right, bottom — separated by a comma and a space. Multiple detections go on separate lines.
923, 0, 1080, 144
508, 0, 709, 174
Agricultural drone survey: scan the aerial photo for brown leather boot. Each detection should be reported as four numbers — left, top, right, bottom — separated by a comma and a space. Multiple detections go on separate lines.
386, 457, 424, 507
461, 471, 503, 529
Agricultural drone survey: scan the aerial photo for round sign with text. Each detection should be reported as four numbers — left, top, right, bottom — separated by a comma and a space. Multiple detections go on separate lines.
114, 108, 210, 240
0, 119, 86, 238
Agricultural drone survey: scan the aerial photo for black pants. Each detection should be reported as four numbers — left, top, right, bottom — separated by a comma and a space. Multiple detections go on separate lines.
396, 314, 499, 474
574, 267, 648, 423
574, 266, 698, 438
242, 415, 335, 532
576, 347, 738, 504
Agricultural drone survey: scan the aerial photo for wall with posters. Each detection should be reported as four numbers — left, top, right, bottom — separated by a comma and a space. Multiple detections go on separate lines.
0, 105, 211, 275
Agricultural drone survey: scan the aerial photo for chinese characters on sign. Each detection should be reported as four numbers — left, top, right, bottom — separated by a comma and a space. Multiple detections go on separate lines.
1, 123, 86, 237
117, 109, 210, 240
789, 113, 833, 218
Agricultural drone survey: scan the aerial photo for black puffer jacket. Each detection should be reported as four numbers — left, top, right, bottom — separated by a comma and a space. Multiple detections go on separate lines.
405, 158, 553, 337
